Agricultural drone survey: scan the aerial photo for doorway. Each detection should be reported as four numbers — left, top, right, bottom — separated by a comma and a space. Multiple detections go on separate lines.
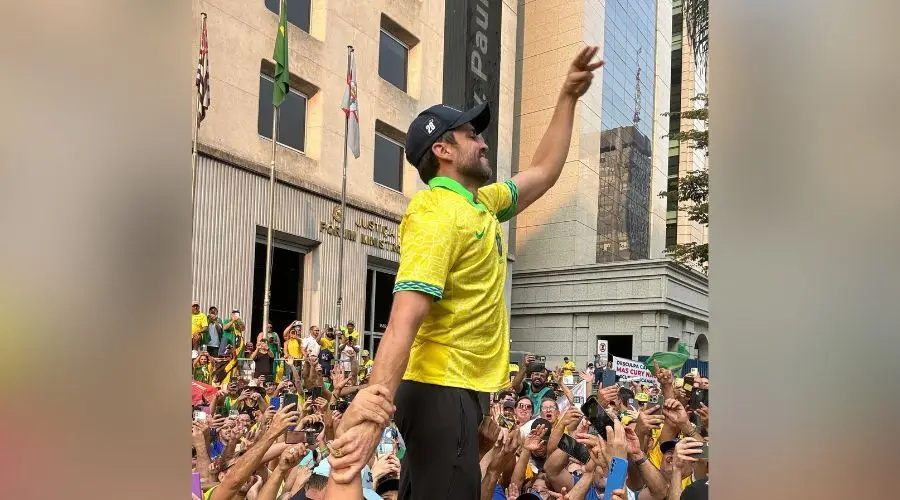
251, 241, 304, 345
364, 265, 396, 357
598, 334, 633, 360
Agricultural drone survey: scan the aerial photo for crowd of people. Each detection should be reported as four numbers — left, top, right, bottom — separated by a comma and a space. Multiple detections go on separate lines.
191, 301, 710, 500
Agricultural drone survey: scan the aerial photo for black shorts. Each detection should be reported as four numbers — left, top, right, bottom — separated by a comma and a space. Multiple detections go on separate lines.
394, 380, 489, 500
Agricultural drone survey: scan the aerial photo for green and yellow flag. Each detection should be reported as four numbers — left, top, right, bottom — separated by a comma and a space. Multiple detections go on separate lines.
272, 0, 289, 107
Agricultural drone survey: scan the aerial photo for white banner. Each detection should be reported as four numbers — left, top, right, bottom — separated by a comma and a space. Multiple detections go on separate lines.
613, 356, 655, 384
558, 379, 587, 413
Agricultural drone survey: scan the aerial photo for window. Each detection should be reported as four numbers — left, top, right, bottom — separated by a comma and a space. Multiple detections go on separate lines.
666, 177, 679, 212
258, 74, 307, 152
379, 29, 408, 91
265, 0, 311, 33
666, 223, 678, 249
374, 132, 404, 191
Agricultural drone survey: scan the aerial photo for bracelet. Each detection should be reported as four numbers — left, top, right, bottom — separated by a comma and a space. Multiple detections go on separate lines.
632, 454, 648, 466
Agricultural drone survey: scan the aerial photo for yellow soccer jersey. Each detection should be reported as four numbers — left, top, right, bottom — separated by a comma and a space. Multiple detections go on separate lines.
393, 177, 518, 393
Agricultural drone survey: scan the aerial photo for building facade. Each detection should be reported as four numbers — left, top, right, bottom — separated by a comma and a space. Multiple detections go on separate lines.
665, 0, 708, 253
511, 0, 709, 370
190, 0, 519, 353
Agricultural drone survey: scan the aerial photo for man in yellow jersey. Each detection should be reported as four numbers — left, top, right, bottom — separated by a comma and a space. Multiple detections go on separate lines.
329, 46, 604, 498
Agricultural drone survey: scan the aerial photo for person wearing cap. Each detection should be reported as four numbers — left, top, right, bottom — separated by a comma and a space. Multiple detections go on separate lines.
358, 350, 374, 383
329, 46, 604, 497
191, 300, 208, 350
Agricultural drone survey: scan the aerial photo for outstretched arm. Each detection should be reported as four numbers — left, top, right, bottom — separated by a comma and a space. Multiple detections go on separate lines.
511, 46, 603, 215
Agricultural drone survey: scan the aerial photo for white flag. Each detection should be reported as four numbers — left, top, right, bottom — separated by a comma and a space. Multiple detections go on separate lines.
557, 379, 587, 413
340, 51, 360, 159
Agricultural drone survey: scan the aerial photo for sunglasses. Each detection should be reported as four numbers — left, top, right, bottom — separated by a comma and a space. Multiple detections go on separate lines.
517, 403, 533, 410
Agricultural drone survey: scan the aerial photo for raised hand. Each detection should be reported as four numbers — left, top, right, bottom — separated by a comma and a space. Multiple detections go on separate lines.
605, 417, 628, 460
673, 437, 704, 469
653, 360, 673, 386
268, 403, 301, 436
662, 398, 690, 429
562, 45, 604, 98
523, 424, 547, 452
277, 444, 308, 471
560, 408, 584, 431
623, 426, 642, 456
506, 481, 521, 499
580, 369, 595, 385
598, 385, 619, 407
635, 406, 664, 436
371, 453, 401, 484
696, 402, 710, 429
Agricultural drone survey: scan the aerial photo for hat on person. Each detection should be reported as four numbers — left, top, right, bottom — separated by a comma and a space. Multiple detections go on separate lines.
502, 400, 516, 410
232, 309, 240, 314
361, 350, 370, 357
660, 439, 680, 454
564, 356, 569, 361
405, 102, 492, 166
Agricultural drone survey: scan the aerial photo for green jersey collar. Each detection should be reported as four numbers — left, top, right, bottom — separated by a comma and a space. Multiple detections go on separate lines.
428, 176, 487, 212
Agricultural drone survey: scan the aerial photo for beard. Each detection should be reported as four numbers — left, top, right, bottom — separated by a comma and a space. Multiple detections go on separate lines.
457, 148, 492, 185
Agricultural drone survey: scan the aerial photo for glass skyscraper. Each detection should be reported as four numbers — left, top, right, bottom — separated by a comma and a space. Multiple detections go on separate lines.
597, 0, 658, 262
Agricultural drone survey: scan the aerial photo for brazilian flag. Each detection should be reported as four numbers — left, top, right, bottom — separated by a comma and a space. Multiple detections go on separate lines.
272, 0, 289, 107
643, 342, 691, 374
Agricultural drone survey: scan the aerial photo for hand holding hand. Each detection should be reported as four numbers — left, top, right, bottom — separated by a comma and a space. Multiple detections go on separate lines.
337, 384, 394, 431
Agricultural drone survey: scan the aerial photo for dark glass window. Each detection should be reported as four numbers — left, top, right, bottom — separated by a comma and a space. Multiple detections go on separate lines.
374, 133, 403, 191
379, 30, 408, 91
265, 0, 311, 33
666, 223, 678, 249
258, 75, 307, 152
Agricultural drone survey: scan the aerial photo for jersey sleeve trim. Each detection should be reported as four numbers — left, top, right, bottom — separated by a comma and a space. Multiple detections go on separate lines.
393, 280, 444, 300
496, 179, 519, 222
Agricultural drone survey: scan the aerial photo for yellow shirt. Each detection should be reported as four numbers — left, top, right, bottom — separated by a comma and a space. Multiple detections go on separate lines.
286, 338, 302, 358
562, 361, 576, 376
191, 312, 208, 337
394, 177, 517, 393
319, 336, 336, 352
359, 359, 374, 379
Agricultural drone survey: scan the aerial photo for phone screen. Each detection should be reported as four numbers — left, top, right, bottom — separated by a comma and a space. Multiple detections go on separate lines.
580, 396, 613, 439
309, 387, 322, 401
285, 431, 304, 445
557, 434, 591, 463
282, 393, 299, 410
689, 388, 708, 410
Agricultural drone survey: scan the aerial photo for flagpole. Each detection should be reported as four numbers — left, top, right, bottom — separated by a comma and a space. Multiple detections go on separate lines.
337, 45, 352, 372
191, 13, 206, 237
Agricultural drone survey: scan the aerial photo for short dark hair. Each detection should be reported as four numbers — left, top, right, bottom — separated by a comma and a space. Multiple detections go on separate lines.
307, 474, 329, 491
416, 130, 457, 184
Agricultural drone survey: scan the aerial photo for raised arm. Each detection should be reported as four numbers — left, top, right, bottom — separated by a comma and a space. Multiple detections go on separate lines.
511, 354, 533, 393
510, 46, 603, 215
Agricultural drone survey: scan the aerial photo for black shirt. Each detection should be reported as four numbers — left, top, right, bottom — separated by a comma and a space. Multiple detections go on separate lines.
254, 352, 274, 377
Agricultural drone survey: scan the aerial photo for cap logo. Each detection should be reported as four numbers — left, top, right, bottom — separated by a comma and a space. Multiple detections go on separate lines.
442, 104, 461, 112
425, 118, 436, 135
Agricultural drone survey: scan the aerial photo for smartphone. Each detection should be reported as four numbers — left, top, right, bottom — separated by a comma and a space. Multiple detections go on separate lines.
689, 388, 708, 411
193, 411, 207, 421
527, 361, 545, 373
558, 434, 591, 464
690, 367, 700, 377
580, 396, 614, 440
602, 370, 618, 387
697, 441, 710, 460
309, 386, 322, 401
604, 457, 628, 500
285, 431, 305, 445
282, 393, 299, 412
228, 409, 239, 418
648, 394, 660, 405
626, 398, 638, 412
683, 375, 695, 393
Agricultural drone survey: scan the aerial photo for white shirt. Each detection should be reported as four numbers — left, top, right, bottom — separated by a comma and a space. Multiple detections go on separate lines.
302, 336, 320, 357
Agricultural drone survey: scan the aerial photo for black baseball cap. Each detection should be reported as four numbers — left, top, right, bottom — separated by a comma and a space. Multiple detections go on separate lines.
405, 102, 491, 166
